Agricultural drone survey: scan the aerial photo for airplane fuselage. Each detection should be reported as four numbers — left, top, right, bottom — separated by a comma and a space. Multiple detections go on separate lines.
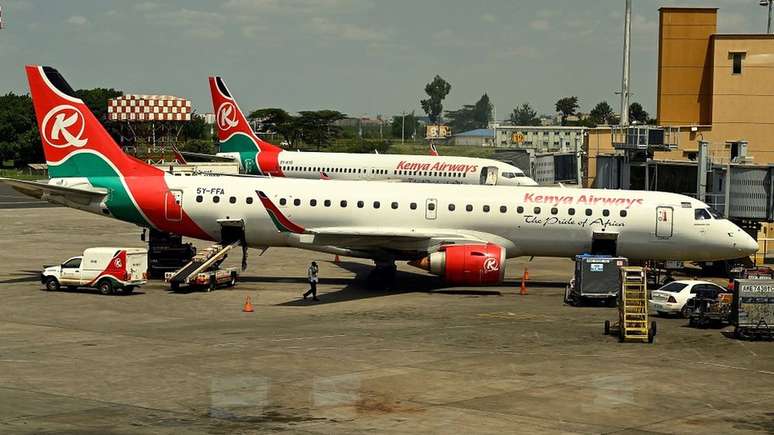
57, 173, 756, 262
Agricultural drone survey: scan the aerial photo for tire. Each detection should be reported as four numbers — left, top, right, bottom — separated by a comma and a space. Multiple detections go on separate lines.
170, 281, 180, 291
44, 277, 60, 292
229, 272, 237, 288
651, 320, 657, 337
207, 275, 216, 292
681, 305, 692, 319
98, 279, 114, 295
604, 320, 610, 335
618, 327, 625, 343
648, 328, 655, 344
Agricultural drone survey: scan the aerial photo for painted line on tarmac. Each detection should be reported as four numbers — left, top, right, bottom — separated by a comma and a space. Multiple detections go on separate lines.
0, 201, 47, 205
270, 334, 346, 342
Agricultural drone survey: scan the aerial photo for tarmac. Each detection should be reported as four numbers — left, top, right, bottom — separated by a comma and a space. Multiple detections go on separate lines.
1, 197, 774, 434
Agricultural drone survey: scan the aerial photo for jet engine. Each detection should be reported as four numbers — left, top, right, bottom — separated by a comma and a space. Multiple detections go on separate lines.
410, 243, 506, 285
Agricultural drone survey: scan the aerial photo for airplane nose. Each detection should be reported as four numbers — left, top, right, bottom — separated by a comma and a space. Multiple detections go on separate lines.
735, 229, 759, 257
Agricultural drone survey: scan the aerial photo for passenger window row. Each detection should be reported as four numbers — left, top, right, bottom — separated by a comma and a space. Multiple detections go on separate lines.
193, 195, 629, 218
393, 170, 464, 178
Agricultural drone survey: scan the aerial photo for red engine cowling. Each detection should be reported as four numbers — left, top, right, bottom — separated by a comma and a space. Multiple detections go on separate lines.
416, 243, 506, 285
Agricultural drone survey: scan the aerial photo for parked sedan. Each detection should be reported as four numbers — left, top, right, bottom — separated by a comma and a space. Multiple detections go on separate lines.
648, 280, 727, 317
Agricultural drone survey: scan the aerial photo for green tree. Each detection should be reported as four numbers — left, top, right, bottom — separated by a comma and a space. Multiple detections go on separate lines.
248, 108, 297, 146
391, 112, 419, 140
628, 102, 649, 124
420, 75, 451, 124
180, 113, 210, 141
509, 103, 541, 125
555, 96, 579, 126
446, 94, 492, 133
589, 101, 615, 125
0, 93, 42, 166
296, 110, 346, 150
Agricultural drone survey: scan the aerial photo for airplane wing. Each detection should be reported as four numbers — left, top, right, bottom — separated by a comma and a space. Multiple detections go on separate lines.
178, 151, 238, 162
0, 178, 107, 205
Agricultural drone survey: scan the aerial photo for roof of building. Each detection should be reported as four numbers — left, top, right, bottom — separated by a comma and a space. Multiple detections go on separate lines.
453, 128, 494, 138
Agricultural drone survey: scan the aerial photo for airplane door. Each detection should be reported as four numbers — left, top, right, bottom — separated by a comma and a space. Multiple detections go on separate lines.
656, 206, 673, 238
425, 198, 437, 220
480, 166, 498, 185
165, 190, 183, 222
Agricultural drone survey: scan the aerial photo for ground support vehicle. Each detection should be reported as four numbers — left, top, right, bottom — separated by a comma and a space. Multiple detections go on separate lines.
686, 290, 734, 328
604, 267, 657, 343
565, 255, 628, 306
165, 242, 239, 291
731, 279, 774, 340
41, 247, 148, 295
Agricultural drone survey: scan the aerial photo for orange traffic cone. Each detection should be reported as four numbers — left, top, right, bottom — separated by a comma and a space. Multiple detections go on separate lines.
519, 268, 528, 295
524, 267, 529, 281
334, 254, 340, 263
242, 295, 254, 312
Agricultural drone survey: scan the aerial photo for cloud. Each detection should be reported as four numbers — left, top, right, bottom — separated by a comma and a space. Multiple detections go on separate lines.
718, 12, 747, 31
481, 14, 496, 23
66, 15, 88, 26
135, 2, 160, 12
311, 16, 387, 42
241, 24, 269, 38
495, 45, 538, 59
632, 14, 657, 34
529, 19, 549, 31
147, 9, 227, 40
224, 0, 365, 14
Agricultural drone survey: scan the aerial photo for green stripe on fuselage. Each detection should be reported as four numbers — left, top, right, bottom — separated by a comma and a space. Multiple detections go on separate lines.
220, 134, 260, 174
49, 153, 149, 227
266, 209, 292, 233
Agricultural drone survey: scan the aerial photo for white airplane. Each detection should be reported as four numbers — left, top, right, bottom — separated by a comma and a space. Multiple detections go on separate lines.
202, 76, 537, 186
3, 66, 758, 287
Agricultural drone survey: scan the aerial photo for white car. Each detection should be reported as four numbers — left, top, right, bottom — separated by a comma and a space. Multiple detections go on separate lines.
41, 247, 148, 295
649, 280, 727, 317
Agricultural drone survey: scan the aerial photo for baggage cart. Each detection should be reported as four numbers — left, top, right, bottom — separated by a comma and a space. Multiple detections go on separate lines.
731, 279, 774, 340
565, 255, 628, 306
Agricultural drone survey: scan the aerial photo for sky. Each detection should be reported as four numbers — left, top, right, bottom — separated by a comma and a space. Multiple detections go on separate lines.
0, 0, 767, 119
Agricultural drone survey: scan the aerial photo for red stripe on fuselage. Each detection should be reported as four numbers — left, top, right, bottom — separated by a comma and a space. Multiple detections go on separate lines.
256, 190, 305, 234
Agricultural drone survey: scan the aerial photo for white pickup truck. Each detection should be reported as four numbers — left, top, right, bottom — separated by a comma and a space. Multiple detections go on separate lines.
41, 247, 148, 295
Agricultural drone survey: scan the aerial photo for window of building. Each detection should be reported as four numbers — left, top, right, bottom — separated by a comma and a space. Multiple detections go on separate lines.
196, 195, 203, 203
246, 197, 253, 205
229, 196, 236, 204
732, 52, 744, 75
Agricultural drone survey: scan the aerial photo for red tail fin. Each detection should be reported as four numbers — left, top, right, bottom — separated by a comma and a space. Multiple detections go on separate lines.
208, 76, 282, 153
25, 65, 153, 178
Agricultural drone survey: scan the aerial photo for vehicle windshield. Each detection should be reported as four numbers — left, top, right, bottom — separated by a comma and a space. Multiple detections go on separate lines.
658, 282, 688, 292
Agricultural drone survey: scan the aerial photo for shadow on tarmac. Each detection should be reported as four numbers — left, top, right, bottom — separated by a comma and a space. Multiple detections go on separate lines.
0, 270, 43, 284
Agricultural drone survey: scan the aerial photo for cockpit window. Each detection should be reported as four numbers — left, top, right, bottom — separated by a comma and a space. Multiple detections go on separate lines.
694, 209, 712, 220
708, 208, 723, 219
502, 172, 516, 179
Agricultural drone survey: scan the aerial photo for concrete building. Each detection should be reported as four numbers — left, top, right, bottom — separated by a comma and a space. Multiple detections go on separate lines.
492, 125, 587, 153
586, 7, 774, 188
447, 128, 494, 146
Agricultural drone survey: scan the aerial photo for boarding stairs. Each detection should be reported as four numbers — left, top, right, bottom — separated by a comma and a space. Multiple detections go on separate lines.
619, 267, 650, 342
167, 241, 240, 285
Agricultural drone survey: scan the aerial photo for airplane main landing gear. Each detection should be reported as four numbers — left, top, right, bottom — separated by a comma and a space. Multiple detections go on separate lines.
367, 261, 396, 290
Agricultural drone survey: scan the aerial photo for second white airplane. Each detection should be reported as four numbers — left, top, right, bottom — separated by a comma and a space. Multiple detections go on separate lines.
205, 76, 537, 186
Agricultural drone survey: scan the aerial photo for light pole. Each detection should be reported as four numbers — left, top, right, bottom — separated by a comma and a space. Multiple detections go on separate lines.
401, 112, 406, 144
762, 0, 773, 34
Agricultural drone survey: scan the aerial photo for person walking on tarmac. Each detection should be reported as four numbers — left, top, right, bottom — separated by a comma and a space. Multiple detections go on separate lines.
303, 261, 320, 301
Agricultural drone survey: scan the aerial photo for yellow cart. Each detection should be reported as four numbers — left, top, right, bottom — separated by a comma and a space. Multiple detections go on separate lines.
604, 266, 657, 343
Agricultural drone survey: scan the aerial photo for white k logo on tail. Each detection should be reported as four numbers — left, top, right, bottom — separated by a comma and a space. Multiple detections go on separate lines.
217, 102, 239, 130
483, 257, 499, 272
41, 105, 87, 148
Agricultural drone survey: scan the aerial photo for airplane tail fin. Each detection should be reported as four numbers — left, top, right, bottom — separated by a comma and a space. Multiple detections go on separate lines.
430, 143, 439, 156
25, 65, 155, 179
208, 76, 282, 154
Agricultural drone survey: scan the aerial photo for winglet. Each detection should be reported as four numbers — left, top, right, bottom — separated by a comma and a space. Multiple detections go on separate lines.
256, 190, 305, 234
